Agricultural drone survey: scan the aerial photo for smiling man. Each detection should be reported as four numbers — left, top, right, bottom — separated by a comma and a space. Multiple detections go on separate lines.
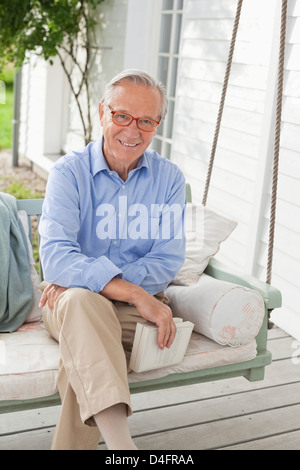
39, 70, 186, 450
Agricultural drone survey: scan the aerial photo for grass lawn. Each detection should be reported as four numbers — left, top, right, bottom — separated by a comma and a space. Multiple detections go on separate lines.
0, 66, 14, 149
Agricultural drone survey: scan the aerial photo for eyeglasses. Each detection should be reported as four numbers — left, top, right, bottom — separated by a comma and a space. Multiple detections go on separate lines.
109, 107, 160, 132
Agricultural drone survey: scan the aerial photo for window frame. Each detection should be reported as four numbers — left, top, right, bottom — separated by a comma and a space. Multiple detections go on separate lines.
152, 0, 184, 159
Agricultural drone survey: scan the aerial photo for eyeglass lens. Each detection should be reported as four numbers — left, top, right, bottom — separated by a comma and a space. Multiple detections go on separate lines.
112, 111, 158, 131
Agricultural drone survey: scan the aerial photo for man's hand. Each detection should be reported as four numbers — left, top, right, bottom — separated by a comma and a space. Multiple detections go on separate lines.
133, 290, 177, 350
100, 277, 177, 350
39, 283, 68, 310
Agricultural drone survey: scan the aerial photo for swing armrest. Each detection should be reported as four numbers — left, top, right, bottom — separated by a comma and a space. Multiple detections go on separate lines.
204, 258, 282, 310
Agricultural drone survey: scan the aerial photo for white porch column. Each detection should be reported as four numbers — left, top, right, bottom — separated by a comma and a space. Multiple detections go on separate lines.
124, 0, 161, 74
19, 55, 67, 170
245, 0, 282, 278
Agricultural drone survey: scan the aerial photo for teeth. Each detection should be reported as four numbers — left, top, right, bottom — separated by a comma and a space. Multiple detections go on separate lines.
120, 140, 137, 147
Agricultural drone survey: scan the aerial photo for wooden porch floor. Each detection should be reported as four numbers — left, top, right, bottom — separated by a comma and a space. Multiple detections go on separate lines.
0, 327, 299, 451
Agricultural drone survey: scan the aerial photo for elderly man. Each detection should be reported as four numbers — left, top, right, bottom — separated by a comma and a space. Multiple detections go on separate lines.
39, 70, 186, 450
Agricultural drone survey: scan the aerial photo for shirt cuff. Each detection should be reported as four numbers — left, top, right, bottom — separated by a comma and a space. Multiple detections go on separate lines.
121, 263, 147, 287
81, 256, 122, 292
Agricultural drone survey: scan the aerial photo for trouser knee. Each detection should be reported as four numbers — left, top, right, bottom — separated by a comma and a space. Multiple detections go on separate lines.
43, 287, 121, 341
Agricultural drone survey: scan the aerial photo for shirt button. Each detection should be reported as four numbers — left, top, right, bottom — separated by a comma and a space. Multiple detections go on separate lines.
122, 185, 125, 189
113, 241, 117, 245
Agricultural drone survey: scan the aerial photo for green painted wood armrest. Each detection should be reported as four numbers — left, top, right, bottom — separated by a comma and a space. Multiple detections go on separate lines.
205, 258, 282, 310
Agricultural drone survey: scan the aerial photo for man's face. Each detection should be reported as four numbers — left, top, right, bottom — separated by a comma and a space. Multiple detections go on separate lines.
99, 81, 162, 173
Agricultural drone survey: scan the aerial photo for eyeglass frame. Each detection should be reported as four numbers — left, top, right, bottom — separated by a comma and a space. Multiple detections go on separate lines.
108, 106, 160, 132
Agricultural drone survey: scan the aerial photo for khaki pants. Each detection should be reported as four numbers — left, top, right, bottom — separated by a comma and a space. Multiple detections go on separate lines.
42, 285, 167, 450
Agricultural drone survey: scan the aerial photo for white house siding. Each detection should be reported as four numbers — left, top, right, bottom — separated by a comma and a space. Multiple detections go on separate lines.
171, 0, 300, 340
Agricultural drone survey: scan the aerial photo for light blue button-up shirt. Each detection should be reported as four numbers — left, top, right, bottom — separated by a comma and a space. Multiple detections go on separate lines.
39, 136, 186, 295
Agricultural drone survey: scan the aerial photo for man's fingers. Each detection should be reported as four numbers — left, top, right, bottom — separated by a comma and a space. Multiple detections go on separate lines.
158, 318, 177, 350
39, 283, 52, 308
39, 291, 47, 308
166, 321, 177, 349
39, 284, 67, 310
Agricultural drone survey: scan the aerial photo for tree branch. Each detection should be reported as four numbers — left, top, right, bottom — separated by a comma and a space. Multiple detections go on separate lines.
57, 49, 88, 142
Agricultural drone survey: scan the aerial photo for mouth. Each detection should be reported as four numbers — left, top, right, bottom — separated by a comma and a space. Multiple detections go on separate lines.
118, 139, 140, 148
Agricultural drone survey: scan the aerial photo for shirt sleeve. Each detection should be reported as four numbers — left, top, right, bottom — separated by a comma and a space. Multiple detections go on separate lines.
39, 166, 122, 292
121, 169, 186, 295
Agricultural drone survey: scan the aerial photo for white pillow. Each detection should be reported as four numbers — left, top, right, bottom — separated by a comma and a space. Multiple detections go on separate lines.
172, 204, 237, 286
18, 210, 43, 323
166, 274, 265, 347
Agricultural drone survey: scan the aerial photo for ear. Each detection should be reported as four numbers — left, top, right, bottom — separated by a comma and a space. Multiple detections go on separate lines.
98, 103, 104, 126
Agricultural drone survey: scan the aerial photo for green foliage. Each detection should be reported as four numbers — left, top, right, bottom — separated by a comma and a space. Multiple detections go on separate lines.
0, 83, 13, 149
0, 0, 104, 70
0, 0, 106, 143
0, 64, 14, 85
0, 65, 14, 149
1, 181, 44, 199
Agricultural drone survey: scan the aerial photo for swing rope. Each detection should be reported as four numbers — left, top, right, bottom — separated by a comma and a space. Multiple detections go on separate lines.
202, 0, 288, 287
266, 0, 288, 285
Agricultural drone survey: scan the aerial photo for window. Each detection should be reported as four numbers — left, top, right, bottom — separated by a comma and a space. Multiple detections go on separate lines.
152, 0, 184, 159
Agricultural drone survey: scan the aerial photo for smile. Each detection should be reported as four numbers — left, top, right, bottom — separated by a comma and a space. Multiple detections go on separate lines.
119, 140, 139, 148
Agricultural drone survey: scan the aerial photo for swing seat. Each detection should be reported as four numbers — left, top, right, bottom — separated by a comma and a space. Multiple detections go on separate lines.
0, 197, 282, 414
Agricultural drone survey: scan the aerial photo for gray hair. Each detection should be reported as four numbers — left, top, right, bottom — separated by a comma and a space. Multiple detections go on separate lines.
101, 69, 168, 121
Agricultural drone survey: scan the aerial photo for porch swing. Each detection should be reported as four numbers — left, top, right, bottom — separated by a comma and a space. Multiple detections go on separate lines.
0, 0, 284, 415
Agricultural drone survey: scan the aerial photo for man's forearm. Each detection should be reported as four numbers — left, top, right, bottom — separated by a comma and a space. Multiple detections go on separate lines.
100, 276, 144, 305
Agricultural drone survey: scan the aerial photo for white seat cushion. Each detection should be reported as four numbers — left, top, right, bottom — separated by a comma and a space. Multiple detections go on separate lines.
0, 322, 60, 400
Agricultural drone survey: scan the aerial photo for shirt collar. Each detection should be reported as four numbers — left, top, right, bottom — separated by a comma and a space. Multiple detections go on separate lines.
90, 136, 110, 176
90, 135, 150, 178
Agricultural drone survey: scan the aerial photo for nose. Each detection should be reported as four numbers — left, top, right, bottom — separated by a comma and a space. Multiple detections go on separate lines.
126, 118, 141, 135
